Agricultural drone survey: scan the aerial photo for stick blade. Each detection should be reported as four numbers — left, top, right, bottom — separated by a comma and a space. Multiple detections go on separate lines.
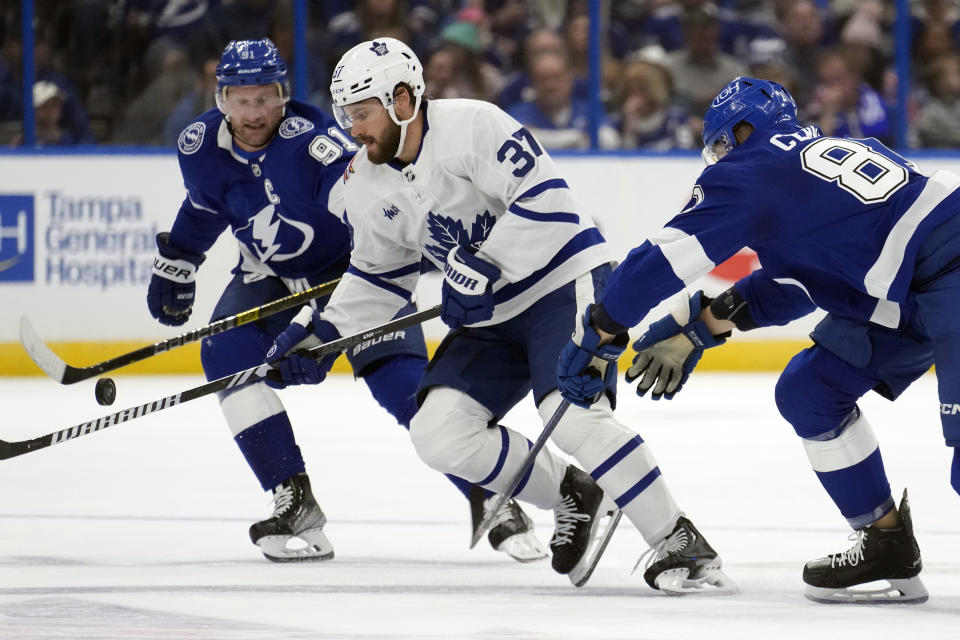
19, 315, 68, 383
470, 493, 509, 549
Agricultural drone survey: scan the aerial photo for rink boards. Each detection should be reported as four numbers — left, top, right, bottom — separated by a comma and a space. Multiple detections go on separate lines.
3, 151, 957, 375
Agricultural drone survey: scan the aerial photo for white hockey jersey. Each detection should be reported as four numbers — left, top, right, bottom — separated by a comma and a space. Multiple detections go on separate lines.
321, 99, 612, 336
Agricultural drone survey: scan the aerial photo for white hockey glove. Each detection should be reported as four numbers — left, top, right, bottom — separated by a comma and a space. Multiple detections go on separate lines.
625, 291, 728, 400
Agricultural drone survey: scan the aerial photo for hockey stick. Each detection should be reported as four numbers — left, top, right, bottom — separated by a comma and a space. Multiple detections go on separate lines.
0, 305, 440, 461
470, 399, 571, 549
19, 277, 342, 384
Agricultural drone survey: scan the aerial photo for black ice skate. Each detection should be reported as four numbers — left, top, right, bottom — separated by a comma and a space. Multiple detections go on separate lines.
249, 473, 334, 562
639, 516, 737, 595
803, 489, 927, 604
469, 486, 547, 562
550, 465, 606, 576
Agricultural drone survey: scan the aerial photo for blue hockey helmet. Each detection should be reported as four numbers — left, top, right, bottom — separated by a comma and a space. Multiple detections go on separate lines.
215, 38, 290, 113
701, 77, 797, 164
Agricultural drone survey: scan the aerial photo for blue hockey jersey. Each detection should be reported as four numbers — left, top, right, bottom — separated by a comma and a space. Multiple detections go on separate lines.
169, 99, 358, 280
601, 122, 960, 330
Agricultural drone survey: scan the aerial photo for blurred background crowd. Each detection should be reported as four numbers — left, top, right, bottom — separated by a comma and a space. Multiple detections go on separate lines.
1, 0, 959, 150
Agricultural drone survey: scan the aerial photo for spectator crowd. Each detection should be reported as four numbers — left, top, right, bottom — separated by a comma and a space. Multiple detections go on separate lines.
1, 0, 959, 150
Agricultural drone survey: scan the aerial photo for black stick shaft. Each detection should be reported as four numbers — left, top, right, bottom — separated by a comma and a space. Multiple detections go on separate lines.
469, 399, 570, 548
23, 277, 342, 384
1, 305, 441, 461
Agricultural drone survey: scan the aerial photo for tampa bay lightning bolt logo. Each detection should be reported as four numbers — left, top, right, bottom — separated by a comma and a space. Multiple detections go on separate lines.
178, 122, 205, 154
370, 41, 389, 56
425, 210, 496, 263
279, 117, 315, 139
236, 204, 315, 263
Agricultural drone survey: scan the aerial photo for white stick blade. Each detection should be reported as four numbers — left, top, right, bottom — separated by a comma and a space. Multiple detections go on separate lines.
18, 315, 68, 382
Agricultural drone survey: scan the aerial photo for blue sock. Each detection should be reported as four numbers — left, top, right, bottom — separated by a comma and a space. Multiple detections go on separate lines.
234, 413, 305, 491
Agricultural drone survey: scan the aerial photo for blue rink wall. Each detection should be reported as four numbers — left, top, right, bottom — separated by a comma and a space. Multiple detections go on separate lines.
3, 149, 959, 376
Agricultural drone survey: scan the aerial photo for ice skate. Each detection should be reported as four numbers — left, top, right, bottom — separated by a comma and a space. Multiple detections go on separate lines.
638, 516, 738, 595
803, 489, 927, 604
550, 465, 606, 576
469, 486, 547, 562
249, 473, 334, 562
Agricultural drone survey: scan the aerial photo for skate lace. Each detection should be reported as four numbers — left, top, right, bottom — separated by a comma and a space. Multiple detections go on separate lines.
270, 484, 294, 517
831, 530, 866, 568
551, 495, 590, 546
485, 497, 516, 530
632, 528, 689, 575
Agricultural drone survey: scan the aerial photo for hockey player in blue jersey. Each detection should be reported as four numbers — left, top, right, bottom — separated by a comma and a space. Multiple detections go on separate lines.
266, 37, 736, 594
147, 38, 545, 563
557, 76, 959, 603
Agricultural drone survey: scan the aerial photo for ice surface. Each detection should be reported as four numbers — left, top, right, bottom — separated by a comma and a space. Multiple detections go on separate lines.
0, 373, 957, 639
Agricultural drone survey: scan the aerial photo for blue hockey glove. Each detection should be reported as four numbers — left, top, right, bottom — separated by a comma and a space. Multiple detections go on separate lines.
557, 304, 630, 408
264, 306, 341, 388
441, 246, 501, 329
625, 291, 728, 400
147, 232, 205, 326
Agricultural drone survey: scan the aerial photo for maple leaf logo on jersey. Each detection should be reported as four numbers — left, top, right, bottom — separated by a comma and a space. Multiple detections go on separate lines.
370, 41, 389, 56
424, 210, 496, 263
383, 203, 400, 220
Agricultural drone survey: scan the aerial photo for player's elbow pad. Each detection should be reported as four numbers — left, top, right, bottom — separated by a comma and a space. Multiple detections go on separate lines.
709, 285, 758, 332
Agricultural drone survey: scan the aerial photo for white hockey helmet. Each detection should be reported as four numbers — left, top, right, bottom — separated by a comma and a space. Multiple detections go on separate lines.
330, 38, 425, 133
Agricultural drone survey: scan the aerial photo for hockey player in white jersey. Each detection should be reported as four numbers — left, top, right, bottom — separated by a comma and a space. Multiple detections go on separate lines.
265, 37, 735, 593
149, 38, 544, 564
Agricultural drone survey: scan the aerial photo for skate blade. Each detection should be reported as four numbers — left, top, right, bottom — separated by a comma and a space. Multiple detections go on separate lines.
657, 568, 739, 596
569, 507, 623, 588
257, 527, 335, 563
804, 577, 929, 605
497, 531, 548, 563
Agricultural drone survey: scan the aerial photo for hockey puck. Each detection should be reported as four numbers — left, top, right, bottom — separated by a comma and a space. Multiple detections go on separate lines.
95, 377, 117, 406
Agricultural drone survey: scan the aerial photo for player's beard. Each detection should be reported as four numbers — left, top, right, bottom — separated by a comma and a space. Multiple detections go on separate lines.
228, 117, 281, 151
365, 120, 402, 164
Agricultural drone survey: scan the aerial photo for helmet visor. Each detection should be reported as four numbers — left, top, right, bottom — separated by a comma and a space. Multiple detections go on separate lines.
701, 130, 735, 165
333, 99, 387, 131
220, 85, 288, 118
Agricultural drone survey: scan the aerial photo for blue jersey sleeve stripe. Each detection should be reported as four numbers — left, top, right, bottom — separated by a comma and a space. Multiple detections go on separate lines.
493, 227, 604, 304
345, 265, 414, 301
515, 178, 569, 201
507, 203, 580, 224
370, 261, 421, 279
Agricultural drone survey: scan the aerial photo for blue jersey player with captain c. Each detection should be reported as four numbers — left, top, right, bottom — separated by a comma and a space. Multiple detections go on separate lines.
147, 38, 544, 563
558, 76, 960, 604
